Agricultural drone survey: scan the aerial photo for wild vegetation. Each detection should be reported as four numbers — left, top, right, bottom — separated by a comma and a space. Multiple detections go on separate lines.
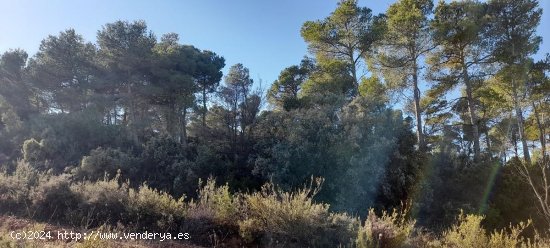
0, 0, 548, 247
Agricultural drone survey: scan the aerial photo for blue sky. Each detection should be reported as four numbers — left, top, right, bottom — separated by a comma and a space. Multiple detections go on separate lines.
0, 0, 548, 90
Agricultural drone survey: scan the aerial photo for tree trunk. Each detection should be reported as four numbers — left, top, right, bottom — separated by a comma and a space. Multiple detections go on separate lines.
512, 83, 531, 165
486, 131, 492, 155
202, 87, 207, 127
412, 59, 425, 150
349, 49, 359, 96
462, 62, 481, 160
532, 101, 547, 163
181, 107, 187, 147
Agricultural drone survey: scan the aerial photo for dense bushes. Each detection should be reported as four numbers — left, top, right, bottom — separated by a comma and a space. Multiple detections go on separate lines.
3, 162, 545, 247
0, 156, 548, 247
74, 147, 138, 181
24, 111, 139, 173
0, 164, 361, 246
0, 161, 185, 232
355, 208, 549, 248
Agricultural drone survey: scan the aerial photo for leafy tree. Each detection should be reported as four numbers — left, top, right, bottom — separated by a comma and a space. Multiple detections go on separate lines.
358, 75, 388, 105
375, 0, 434, 150
139, 135, 195, 196
74, 147, 138, 181
301, 0, 383, 94
96, 20, 156, 133
221, 63, 254, 143
267, 57, 314, 110
525, 56, 549, 163
195, 50, 225, 127
199, 63, 262, 190
150, 33, 199, 143
0, 50, 35, 166
299, 59, 354, 101
488, 0, 542, 165
253, 97, 419, 215
252, 104, 344, 205
27, 29, 98, 113
429, 0, 493, 160
0, 49, 36, 119
25, 110, 137, 172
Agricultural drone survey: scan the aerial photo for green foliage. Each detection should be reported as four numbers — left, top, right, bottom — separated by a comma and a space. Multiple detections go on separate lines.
437, 211, 531, 248
301, 0, 384, 93
358, 75, 388, 105
440, 213, 489, 247
253, 97, 421, 216
416, 154, 496, 229
0, 1, 548, 244
0, 49, 36, 120
488, 0, 542, 64
300, 59, 355, 98
0, 97, 26, 164
187, 178, 239, 225
267, 57, 313, 110
26, 110, 137, 172
139, 135, 195, 196
31, 174, 80, 221
239, 178, 359, 247
22, 138, 49, 170
0, 161, 38, 215
128, 183, 186, 231
485, 159, 541, 232
75, 147, 138, 181
70, 176, 131, 227
27, 29, 98, 113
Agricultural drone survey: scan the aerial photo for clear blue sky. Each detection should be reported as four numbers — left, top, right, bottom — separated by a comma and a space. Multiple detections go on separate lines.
0, 0, 548, 89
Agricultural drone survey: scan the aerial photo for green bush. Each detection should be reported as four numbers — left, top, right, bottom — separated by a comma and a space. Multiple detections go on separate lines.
190, 178, 240, 223
239, 178, 359, 247
139, 135, 195, 196
2, 167, 548, 248
127, 183, 186, 232
70, 176, 130, 227
435, 211, 532, 248
30, 174, 80, 221
356, 208, 415, 248
22, 138, 50, 171
0, 161, 39, 215
74, 147, 138, 181
27, 111, 138, 172
184, 178, 242, 246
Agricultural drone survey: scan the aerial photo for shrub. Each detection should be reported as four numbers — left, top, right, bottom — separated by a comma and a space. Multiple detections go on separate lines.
30, 174, 80, 221
239, 178, 359, 247
488, 221, 530, 248
22, 138, 50, 171
127, 183, 186, 232
25, 111, 140, 173
356, 208, 415, 248
0, 161, 39, 215
436, 211, 532, 248
139, 135, 195, 195
191, 178, 240, 223
184, 178, 242, 246
74, 147, 138, 181
70, 176, 130, 227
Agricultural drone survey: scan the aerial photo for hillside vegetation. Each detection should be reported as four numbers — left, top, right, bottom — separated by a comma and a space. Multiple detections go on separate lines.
0, 0, 548, 247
